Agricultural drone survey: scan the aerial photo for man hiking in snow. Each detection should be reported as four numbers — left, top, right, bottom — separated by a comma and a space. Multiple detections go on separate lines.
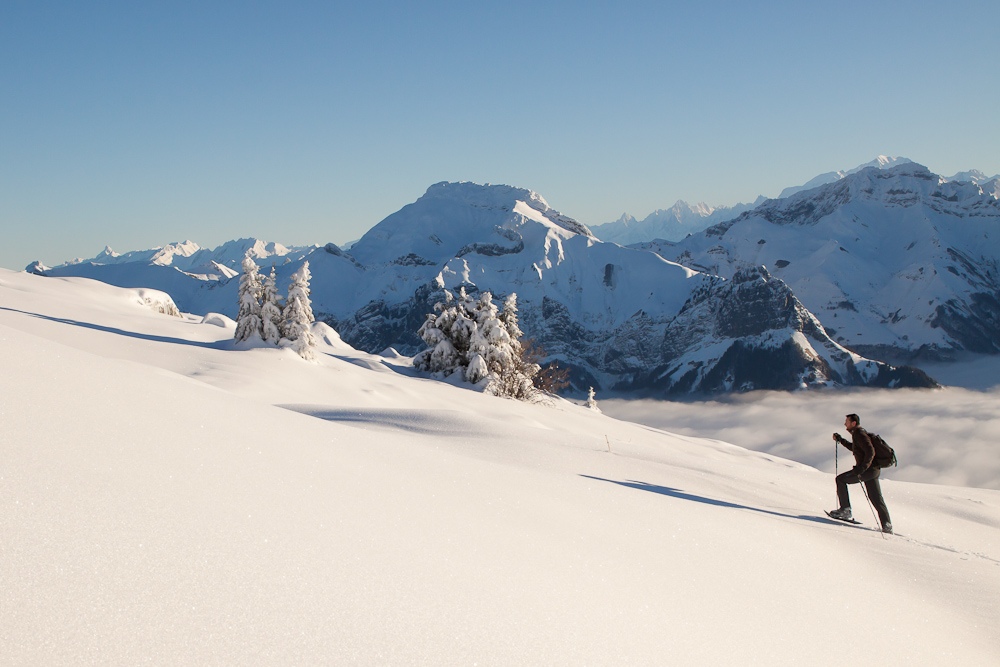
829, 413, 893, 534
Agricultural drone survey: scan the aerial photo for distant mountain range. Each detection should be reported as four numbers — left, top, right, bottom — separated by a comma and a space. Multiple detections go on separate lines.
589, 199, 764, 245
58, 238, 315, 280
35, 158, 999, 394
589, 156, 998, 246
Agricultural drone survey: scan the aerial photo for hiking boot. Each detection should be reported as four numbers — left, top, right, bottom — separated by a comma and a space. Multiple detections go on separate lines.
829, 507, 853, 521
882, 522, 893, 535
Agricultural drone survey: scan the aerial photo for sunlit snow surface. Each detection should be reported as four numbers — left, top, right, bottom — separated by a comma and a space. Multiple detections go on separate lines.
2, 268, 998, 665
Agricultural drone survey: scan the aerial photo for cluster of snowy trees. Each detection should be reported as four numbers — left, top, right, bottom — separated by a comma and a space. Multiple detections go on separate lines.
234, 256, 317, 360
414, 287, 540, 400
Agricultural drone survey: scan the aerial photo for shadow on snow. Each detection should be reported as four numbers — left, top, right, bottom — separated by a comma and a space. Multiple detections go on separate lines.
580, 475, 846, 527
277, 404, 495, 437
0, 306, 229, 350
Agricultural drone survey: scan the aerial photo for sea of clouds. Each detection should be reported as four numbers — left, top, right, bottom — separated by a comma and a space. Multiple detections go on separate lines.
600, 386, 1000, 491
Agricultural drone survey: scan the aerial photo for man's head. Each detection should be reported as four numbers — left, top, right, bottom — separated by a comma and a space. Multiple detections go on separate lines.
845, 413, 861, 429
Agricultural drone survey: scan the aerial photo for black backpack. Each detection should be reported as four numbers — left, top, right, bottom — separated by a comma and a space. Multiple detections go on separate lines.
867, 430, 897, 468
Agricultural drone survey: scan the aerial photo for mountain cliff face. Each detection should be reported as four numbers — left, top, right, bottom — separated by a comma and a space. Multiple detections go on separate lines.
41, 181, 936, 394
650, 163, 1000, 362
635, 266, 931, 393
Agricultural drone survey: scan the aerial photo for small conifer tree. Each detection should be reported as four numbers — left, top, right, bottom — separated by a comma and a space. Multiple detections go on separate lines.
492, 293, 539, 399
280, 261, 317, 360
260, 265, 283, 345
468, 291, 515, 385
414, 289, 468, 376
288, 296, 318, 361
234, 255, 264, 343
281, 261, 314, 341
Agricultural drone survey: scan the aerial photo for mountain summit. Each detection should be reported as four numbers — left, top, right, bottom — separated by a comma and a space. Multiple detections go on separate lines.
348, 182, 594, 267
778, 155, 914, 199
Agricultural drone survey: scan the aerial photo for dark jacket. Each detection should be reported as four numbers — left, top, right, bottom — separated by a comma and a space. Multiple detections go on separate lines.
837, 426, 875, 472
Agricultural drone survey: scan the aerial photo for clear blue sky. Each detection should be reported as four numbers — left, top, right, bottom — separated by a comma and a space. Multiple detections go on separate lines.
2, 0, 997, 270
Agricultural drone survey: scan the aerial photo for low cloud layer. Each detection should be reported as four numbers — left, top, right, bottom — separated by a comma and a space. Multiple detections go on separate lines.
600, 387, 1000, 490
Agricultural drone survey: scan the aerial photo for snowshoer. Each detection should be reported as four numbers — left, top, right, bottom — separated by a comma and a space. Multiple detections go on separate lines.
829, 413, 893, 534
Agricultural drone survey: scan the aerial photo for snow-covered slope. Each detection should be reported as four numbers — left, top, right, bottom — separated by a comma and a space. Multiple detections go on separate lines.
654, 162, 1000, 362
2, 268, 998, 665
41, 182, 930, 394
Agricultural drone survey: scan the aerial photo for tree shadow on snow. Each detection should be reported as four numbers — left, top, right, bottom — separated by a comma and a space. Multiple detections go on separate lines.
0, 307, 229, 350
580, 475, 836, 526
277, 404, 494, 437
320, 352, 423, 379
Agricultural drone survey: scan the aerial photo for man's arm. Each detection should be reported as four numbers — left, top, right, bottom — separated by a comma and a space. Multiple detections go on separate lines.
855, 430, 875, 470
834, 433, 854, 451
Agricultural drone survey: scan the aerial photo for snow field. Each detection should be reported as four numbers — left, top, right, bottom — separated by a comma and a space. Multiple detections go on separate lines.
1, 269, 998, 665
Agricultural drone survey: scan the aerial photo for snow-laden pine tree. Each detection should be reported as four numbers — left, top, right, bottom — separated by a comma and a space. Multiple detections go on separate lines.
500, 293, 521, 338
467, 291, 515, 385
287, 296, 318, 360
586, 386, 601, 412
416, 288, 538, 400
414, 288, 476, 377
234, 255, 264, 343
281, 262, 314, 340
492, 292, 538, 399
448, 286, 478, 361
260, 265, 283, 345
281, 262, 317, 360
414, 306, 459, 375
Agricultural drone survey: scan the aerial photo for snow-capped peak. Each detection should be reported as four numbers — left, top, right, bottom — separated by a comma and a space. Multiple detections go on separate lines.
149, 240, 203, 266
868, 155, 910, 169
348, 181, 592, 266
946, 169, 1000, 186
778, 156, 913, 199
723, 162, 998, 232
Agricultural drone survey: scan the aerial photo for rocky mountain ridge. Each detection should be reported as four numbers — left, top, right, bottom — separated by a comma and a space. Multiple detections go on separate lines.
645, 162, 1000, 363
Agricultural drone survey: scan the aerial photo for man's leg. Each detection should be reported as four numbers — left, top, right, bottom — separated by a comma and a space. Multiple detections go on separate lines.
836, 469, 861, 510
861, 468, 891, 529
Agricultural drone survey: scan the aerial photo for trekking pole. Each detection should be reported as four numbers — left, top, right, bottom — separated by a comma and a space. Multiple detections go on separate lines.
860, 481, 887, 541
835, 437, 839, 506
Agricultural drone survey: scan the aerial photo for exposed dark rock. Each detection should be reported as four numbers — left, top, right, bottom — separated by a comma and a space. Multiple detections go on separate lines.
326, 283, 447, 355
456, 239, 524, 257
392, 254, 437, 267
868, 364, 939, 389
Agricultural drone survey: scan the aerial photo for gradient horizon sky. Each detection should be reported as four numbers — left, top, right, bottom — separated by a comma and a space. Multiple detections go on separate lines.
2, 1, 998, 270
